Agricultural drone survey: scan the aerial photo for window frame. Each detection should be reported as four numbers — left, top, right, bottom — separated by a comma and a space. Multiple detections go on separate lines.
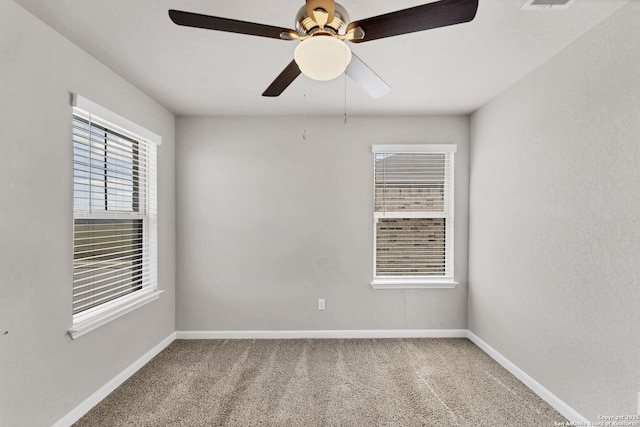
370, 144, 457, 290
68, 94, 162, 339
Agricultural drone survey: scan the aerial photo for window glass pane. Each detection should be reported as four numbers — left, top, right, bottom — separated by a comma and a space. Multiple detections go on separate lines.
374, 153, 446, 212
72, 219, 143, 314
73, 116, 139, 214
376, 218, 446, 276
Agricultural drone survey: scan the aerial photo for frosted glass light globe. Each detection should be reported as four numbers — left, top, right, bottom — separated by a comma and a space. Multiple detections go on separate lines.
294, 36, 352, 81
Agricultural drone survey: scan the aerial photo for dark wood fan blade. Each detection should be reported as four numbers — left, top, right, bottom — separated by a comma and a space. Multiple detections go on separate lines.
262, 60, 302, 97
347, 0, 478, 43
169, 10, 297, 40
345, 53, 391, 98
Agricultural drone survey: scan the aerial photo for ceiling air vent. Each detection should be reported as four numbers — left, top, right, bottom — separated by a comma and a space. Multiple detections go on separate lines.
521, 0, 575, 10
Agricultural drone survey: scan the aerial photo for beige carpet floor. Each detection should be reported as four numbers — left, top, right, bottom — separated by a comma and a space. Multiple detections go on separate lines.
74, 338, 567, 426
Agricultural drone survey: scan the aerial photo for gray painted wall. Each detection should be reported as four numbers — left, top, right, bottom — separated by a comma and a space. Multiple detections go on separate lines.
176, 115, 469, 332
468, 1, 640, 420
0, 2, 176, 426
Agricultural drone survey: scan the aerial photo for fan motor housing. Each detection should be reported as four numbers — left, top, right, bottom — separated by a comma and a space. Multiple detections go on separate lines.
295, 2, 350, 36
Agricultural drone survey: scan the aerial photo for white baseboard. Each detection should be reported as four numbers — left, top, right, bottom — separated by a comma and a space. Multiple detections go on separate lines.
52, 332, 176, 427
176, 329, 468, 340
466, 330, 588, 424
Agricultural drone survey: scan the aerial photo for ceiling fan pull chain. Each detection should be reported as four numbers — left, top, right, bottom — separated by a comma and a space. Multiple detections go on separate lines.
344, 71, 348, 125
303, 92, 308, 140
344, 44, 349, 125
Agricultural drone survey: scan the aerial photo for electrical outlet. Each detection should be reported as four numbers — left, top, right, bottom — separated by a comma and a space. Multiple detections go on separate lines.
318, 299, 325, 310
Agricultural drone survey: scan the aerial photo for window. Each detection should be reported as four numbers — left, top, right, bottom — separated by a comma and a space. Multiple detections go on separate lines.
371, 144, 456, 289
69, 95, 161, 339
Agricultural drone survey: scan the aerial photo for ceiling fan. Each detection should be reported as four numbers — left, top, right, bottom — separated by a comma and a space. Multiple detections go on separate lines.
169, 0, 478, 98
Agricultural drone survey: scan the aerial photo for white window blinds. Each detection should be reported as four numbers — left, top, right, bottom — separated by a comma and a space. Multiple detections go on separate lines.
72, 107, 158, 316
372, 145, 455, 281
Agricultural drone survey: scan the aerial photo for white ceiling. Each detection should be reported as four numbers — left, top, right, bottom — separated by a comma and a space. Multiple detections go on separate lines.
13, 0, 629, 116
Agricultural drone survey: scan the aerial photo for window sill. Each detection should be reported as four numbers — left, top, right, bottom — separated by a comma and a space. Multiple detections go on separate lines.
370, 278, 458, 290
68, 289, 163, 340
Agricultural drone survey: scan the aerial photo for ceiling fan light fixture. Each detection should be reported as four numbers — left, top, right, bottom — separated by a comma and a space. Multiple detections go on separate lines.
294, 36, 352, 81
